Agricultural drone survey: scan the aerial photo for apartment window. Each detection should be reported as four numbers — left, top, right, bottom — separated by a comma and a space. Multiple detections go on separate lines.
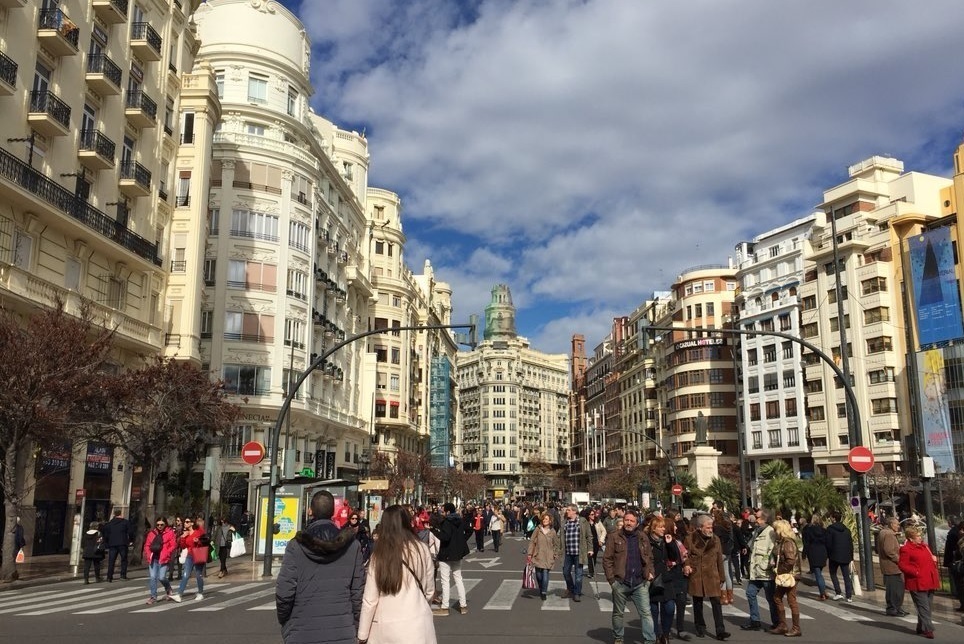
864, 307, 890, 324
779, 314, 791, 331
203, 258, 216, 286
801, 322, 818, 338
222, 364, 271, 395
392, 295, 401, 307
866, 336, 893, 354
801, 295, 816, 311
289, 221, 310, 254
868, 367, 895, 384
171, 234, 186, 272
246, 122, 266, 136
747, 376, 759, 394
181, 110, 195, 144
763, 345, 776, 363
207, 208, 219, 234
107, 277, 126, 309
768, 429, 782, 448
829, 315, 850, 332
164, 96, 175, 133
225, 311, 274, 343
391, 348, 400, 364
765, 400, 780, 418
751, 431, 763, 449
286, 269, 308, 300
807, 406, 825, 421
872, 398, 898, 414
827, 285, 848, 303
862, 277, 887, 295
231, 209, 279, 242
223, 425, 252, 458
747, 349, 758, 366
215, 69, 224, 98
375, 401, 386, 417
200, 310, 213, 338
248, 73, 268, 103
390, 374, 400, 392
785, 397, 798, 417
284, 318, 305, 349
804, 379, 822, 393
831, 343, 853, 362
389, 404, 399, 419
375, 346, 387, 363
176, 171, 191, 207
782, 370, 796, 388
694, 303, 702, 318
760, 318, 775, 332
749, 403, 760, 421
65, 257, 82, 291
227, 259, 277, 292
763, 373, 778, 391
287, 86, 298, 116
12, 231, 33, 269
782, 341, 793, 359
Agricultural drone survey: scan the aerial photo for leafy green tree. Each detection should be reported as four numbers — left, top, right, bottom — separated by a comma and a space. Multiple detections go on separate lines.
759, 459, 793, 481
798, 476, 846, 516
705, 476, 740, 513
760, 474, 802, 518
0, 303, 118, 582
673, 471, 704, 509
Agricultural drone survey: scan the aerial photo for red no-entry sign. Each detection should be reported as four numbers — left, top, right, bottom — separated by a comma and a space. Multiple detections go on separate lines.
671, 483, 684, 496
848, 446, 875, 473
241, 441, 266, 465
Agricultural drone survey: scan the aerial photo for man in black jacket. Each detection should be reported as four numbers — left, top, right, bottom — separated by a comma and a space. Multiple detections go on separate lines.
102, 509, 133, 581
276, 491, 366, 644
431, 502, 470, 616
825, 511, 855, 602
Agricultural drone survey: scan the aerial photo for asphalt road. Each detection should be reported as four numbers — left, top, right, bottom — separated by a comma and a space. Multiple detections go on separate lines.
2, 534, 962, 644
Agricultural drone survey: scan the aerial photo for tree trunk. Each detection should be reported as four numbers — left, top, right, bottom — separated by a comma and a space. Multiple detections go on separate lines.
1, 443, 21, 582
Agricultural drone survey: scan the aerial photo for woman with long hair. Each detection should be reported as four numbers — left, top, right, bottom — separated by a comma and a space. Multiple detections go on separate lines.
770, 519, 802, 637
526, 512, 561, 601
358, 505, 436, 644
645, 515, 685, 644
801, 513, 829, 600
665, 512, 692, 641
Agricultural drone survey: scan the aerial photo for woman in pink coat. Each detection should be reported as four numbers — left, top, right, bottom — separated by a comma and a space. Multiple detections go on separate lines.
898, 525, 940, 639
358, 505, 436, 644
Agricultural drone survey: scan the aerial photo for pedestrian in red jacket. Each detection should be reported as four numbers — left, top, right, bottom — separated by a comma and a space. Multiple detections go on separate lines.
898, 526, 940, 639
142, 516, 177, 604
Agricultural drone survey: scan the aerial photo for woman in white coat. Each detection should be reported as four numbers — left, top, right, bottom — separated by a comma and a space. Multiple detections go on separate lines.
358, 505, 436, 644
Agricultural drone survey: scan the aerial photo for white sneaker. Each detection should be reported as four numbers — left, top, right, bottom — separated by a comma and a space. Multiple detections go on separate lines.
170, 593, 182, 603
846, 597, 853, 603
195, 593, 204, 601
832, 594, 844, 601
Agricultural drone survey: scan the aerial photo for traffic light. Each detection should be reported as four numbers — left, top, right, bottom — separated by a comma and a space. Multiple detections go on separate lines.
468, 314, 479, 348
638, 319, 652, 352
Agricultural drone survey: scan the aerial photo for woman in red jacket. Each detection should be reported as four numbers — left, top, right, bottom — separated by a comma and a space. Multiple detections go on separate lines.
898, 525, 940, 639
171, 516, 211, 603
142, 516, 177, 604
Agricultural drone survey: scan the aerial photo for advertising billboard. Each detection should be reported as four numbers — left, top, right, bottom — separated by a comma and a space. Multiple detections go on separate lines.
908, 228, 964, 348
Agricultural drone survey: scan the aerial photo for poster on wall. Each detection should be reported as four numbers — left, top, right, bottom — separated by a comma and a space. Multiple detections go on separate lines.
257, 494, 301, 556
917, 349, 956, 473
908, 228, 964, 348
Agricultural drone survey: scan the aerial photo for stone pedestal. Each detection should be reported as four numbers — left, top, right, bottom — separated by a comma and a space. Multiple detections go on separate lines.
686, 445, 722, 491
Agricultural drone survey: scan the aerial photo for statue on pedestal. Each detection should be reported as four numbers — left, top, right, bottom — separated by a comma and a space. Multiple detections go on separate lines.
695, 411, 708, 445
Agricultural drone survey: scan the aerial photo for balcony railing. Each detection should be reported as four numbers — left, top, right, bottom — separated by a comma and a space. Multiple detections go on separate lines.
38, 8, 80, 51
0, 51, 17, 88
92, 0, 128, 24
130, 22, 162, 56
225, 280, 276, 292
229, 228, 279, 243
175, 195, 190, 207
86, 53, 122, 88
79, 128, 116, 159
119, 159, 151, 189
29, 89, 71, 128
125, 90, 157, 120
170, 260, 186, 272
0, 147, 160, 265
223, 332, 273, 344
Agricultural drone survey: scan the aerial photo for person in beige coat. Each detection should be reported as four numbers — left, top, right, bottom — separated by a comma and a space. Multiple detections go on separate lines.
358, 505, 436, 644
527, 513, 561, 601
877, 516, 906, 617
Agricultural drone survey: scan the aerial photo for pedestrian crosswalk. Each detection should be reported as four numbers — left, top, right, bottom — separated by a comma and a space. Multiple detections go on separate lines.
0, 576, 945, 625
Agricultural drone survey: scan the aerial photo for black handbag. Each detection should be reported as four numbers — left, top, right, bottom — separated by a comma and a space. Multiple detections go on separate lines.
650, 573, 665, 595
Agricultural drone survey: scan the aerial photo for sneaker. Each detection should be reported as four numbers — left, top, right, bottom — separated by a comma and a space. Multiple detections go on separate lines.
832, 594, 844, 601
845, 597, 853, 603
458, 605, 468, 615
614, 639, 624, 644
195, 593, 204, 601
740, 621, 762, 631
573, 594, 581, 602
432, 608, 449, 616
170, 594, 182, 603
145, 597, 156, 605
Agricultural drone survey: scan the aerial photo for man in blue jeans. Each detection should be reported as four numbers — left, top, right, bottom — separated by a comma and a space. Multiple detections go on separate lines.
603, 510, 656, 644
742, 509, 779, 630
561, 504, 594, 601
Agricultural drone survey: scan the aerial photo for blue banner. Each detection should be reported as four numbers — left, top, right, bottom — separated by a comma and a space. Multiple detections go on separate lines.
909, 228, 964, 347
429, 356, 451, 467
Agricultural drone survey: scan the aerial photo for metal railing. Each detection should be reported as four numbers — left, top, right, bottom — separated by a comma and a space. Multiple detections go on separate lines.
0, 51, 17, 87
229, 228, 279, 243
119, 159, 151, 189
223, 332, 273, 344
86, 54, 122, 88
38, 9, 80, 49
78, 128, 116, 160
130, 22, 162, 55
0, 148, 160, 265
125, 90, 157, 121
29, 90, 71, 129
170, 260, 186, 272
175, 195, 190, 207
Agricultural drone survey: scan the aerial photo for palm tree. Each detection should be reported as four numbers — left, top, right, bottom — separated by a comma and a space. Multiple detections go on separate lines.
761, 475, 802, 518
759, 459, 793, 481
673, 471, 704, 509
705, 477, 739, 513
798, 476, 846, 516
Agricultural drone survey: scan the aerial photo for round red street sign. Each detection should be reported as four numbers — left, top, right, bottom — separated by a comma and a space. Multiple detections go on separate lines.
671, 483, 684, 496
847, 446, 875, 473
241, 441, 266, 466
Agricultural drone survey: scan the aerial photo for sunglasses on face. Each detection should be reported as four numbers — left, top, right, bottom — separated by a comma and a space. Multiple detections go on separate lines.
350, 517, 359, 521
156, 523, 165, 527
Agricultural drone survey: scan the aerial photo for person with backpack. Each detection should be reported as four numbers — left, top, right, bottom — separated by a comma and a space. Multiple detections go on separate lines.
770, 519, 802, 637
81, 521, 106, 584
142, 516, 177, 604
170, 516, 210, 602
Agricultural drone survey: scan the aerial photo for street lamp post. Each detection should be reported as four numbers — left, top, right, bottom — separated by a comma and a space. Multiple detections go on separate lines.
260, 322, 475, 578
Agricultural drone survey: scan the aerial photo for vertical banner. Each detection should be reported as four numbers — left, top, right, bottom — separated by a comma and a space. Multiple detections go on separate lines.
325, 451, 336, 479
429, 356, 452, 467
908, 228, 964, 347
917, 349, 956, 473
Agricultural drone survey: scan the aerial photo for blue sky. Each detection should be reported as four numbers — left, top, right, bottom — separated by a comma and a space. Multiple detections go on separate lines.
279, 0, 964, 355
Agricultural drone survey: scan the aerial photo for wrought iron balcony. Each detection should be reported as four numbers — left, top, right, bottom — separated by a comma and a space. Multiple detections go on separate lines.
86, 53, 122, 95
78, 128, 116, 170
124, 90, 157, 128
37, 8, 80, 57
28, 90, 71, 136
92, 0, 127, 24
0, 147, 160, 265
0, 51, 16, 96
119, 159, 151, 197
175, 195, 190, 207
130, 22, 162, 61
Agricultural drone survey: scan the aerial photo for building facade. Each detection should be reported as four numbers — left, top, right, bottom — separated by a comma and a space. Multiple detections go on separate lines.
457, 285, 569, 499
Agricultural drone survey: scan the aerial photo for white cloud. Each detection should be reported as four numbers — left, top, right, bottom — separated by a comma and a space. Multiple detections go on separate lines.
297, 0, 964, 350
